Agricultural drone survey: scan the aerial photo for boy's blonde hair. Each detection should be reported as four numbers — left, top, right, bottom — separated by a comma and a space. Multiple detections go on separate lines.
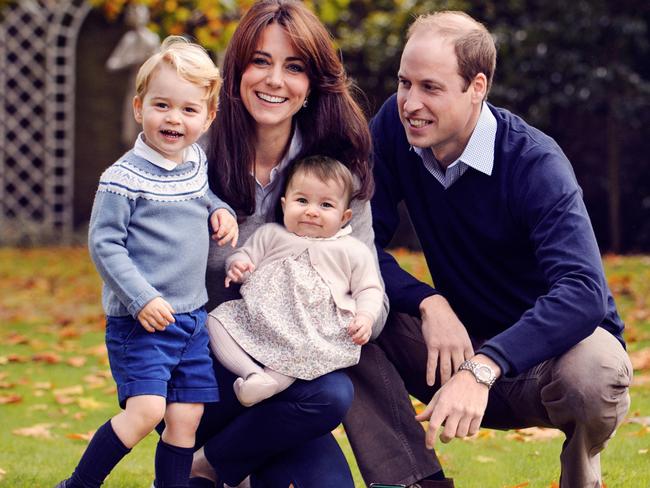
135, 36, 221, 113
286, 155, 355, 207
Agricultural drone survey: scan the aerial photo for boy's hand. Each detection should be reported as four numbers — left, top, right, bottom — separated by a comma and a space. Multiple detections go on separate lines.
137, 297, 175, 332
225, 261, 255, 288
348, 313, 373, 345
211, 209, 239, 247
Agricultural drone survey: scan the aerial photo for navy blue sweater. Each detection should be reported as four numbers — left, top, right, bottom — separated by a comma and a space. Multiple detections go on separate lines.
371, 94, 625, 376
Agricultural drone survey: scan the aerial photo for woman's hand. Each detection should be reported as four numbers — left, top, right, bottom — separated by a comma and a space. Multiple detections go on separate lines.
225, 261, 256, 287
210, 209, 239, 247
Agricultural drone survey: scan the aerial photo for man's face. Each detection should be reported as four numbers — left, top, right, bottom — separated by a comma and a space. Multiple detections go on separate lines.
397, 31, 483, 166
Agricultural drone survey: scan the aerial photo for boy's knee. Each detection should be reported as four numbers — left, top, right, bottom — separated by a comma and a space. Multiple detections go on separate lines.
166, 403, 204, 432
125, 397, 167, 430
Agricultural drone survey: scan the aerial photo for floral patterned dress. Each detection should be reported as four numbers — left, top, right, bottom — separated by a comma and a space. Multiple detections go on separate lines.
212, 250, 359, 380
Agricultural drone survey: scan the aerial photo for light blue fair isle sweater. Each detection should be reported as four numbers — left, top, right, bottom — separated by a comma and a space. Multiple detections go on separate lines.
88, 141, 233, 318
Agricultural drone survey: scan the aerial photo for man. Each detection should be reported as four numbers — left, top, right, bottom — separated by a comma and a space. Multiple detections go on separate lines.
343, 11, 632, 488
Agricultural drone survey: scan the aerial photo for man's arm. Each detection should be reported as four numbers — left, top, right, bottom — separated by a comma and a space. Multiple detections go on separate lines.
419, 144, 610, 448
370, 95, 473, 385
370, 95, 438, 316
477, 147, 609, 376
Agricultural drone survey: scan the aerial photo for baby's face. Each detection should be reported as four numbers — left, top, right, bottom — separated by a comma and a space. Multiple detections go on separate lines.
281, 172, 352, 239
133, 63, 215, 164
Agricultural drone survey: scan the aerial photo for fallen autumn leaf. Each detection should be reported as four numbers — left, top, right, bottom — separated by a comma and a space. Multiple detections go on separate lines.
12, 423, 53, 439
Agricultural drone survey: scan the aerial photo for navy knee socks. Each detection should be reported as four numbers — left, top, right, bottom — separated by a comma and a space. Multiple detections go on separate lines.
154, 439, 195, 488
67, 420, 131, 487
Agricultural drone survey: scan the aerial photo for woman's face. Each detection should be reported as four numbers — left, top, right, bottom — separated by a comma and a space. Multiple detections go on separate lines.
240, 23, 311, 134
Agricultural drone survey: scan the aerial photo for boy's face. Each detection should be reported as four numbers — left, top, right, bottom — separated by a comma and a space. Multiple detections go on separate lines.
133, 63, 215, 164
281, 172, 352, 239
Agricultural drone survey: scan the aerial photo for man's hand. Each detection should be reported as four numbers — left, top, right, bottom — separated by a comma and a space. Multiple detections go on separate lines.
348, 312, 373, 345
137, 297, 175, 332
210, 209, 239, 247
225, 260, 255, 287
420, 294, 474, 386
415, 354, 500, 448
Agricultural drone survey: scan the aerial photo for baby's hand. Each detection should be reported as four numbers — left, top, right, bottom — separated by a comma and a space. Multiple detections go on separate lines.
348, 313, 373, 345
137, 297, 175, 333
211, 209, 239, 247
225, 261, 256, 288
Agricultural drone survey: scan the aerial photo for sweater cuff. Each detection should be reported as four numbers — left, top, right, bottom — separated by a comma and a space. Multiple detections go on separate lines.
402, 285, 439, 317
127, 289, 162, 318
476, 343, 513, 378
209, 204, 235, 219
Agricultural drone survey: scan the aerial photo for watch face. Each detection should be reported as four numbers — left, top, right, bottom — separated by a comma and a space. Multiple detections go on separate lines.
475, 365, 492, 382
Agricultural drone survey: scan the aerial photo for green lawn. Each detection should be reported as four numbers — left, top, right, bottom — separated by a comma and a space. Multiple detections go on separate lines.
0, 248, 648, 487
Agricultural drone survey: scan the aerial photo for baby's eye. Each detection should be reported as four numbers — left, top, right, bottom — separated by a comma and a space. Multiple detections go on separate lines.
155, 102, 168, 109
296, 197, 308, 204
321, 202, 334, 208
184, 107, 198, 113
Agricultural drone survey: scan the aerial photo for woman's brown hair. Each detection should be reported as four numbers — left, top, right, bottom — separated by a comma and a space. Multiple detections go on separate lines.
207, 0, 372, 217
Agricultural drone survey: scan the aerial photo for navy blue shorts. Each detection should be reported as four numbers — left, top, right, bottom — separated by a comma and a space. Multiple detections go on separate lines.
105, 307, 219, 408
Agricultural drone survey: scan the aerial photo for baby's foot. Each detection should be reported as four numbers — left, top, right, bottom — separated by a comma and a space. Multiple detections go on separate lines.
233, 372, 279, 406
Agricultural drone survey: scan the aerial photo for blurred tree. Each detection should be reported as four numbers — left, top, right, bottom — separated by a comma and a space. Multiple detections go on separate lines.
310, 0, 469, 112
3, 0, 648, 250
86, 0, 255, 52
479, 0, 650, 252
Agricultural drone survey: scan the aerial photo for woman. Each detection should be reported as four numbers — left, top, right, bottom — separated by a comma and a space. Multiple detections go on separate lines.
190, 1, 387, 486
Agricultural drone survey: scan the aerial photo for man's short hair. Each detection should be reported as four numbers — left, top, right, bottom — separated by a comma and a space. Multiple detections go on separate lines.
135, 35, 221, 113
408, 11, 496, 96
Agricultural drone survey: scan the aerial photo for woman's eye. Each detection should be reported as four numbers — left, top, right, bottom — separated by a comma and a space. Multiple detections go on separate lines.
252, 57, 269, 66
287, 63, 305, 73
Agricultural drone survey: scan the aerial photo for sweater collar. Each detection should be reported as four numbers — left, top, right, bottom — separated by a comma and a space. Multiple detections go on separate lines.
298, 224, 352, 241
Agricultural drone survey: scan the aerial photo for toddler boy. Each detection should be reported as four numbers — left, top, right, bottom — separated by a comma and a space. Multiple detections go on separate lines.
56, 36, 237, 488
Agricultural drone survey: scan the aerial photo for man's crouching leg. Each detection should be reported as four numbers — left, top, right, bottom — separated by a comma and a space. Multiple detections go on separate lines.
541, 327, 632, 488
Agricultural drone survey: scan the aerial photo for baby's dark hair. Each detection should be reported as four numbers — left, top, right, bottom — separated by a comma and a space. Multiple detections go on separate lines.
285, 155, 355, 207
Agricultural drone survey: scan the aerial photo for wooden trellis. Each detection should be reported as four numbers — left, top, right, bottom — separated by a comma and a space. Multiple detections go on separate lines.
0, 0, 91, 240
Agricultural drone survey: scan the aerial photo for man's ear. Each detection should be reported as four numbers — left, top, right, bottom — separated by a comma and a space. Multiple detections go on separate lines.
341, 208, 353, 226
132, 96, 143, 124
471, 73, 488, 103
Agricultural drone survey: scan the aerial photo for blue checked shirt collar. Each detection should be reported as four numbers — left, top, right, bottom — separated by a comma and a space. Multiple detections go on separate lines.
413, 102, 497, 188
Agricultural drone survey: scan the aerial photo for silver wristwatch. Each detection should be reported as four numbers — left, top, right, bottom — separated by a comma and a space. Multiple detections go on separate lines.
458, 360, 497, 388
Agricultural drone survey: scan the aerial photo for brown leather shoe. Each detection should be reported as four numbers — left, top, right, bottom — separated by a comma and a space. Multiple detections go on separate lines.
410, 479, 455, 488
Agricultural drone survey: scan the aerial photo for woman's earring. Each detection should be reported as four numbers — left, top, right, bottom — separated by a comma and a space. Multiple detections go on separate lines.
302, 97, 308, 108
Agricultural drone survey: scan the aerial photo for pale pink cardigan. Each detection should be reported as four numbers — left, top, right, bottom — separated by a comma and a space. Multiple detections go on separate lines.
225, 223, 384, 322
